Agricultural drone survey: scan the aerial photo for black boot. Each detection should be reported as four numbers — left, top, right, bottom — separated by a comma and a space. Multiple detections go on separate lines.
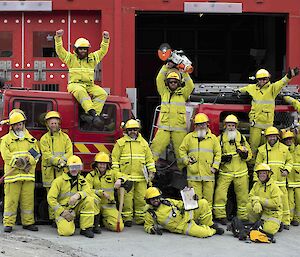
291, 220, 299, 226
23, 224, 38, 231
210, 223, 224, 235
4, 226, 12, 233
93, 214, 102, 234
80, 109, 97, 124
80, 227, 94, 238
215, 218, 228, 225
124, 220, 132, 227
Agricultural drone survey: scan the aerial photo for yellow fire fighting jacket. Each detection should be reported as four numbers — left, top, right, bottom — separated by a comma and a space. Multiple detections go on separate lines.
111, 133, 156, 181
40, 129, 73, 187
239, 75, 290, 129
156, 65, 194, 132
0, 129, 40, 183
55, 35, 109, 85
179, 129, 221, 181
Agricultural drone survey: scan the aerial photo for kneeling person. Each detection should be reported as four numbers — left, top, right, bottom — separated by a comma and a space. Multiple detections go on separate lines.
144, 187, 224, 238
86, 152, 131, 232
247, 163, 283, 241
47, 155, 95, 238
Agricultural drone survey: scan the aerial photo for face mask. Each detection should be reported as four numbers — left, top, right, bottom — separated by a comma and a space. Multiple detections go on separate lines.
227, 130, 237, 141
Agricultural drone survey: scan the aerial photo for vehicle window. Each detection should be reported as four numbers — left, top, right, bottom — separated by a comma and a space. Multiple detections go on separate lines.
33, 31, 57, 57
13, 100, 53, 129
79, 104, 116, 132
0, 32, 13, 57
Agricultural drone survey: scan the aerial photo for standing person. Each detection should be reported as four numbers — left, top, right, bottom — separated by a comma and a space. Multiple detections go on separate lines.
281, 130, 300, 226
86, 152, 130, 232
150, 63, 195, 170
40, 111, 73, 224
213, 115, 252, 224
1, 110, 40, 233
247, 163, 283, 243
255, 126, 293, 229
47, 155, 95, 238
238, 67, 299, 158
55, 29, 110, 127
144, 187, 224, 237
111, 119, 156, 226
179, 113, 221, 209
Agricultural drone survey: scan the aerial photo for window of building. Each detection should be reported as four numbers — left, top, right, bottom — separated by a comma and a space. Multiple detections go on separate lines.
13, 100, 53, 129
0, 32, 13, 57
33, 31, 57, 57
79, 104, 116, 132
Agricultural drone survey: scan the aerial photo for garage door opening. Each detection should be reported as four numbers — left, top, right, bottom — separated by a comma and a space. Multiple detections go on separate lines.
136, 12, 286, 139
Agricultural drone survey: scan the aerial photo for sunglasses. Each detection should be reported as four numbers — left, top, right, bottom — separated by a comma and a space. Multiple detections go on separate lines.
257, 77, 269, 81
127, 128, 138, 132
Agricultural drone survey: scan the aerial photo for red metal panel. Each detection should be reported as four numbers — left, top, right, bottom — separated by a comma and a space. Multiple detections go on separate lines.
24, 11, 68, 90
0, 13, 22, 87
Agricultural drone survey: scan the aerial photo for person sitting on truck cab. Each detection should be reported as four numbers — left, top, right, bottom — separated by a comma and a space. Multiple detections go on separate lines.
47, 155, 95, 238
150, 63, 195, 171
213, 114, 252, 225
86, 152, 131, 232
111, 119, 156, 227
55, 29, 110, 128
238, 67, 299, 159
179, 113, 221, 209
1, 109, 40, 233
143, 187, 224, 237
40, 111, 73, 226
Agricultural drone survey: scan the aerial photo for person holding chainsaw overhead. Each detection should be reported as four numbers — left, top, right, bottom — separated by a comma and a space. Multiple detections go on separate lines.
47, 155, 95, 238
151, 44, 195, 171
40, 111, 73, 226
55, 29, 110, 128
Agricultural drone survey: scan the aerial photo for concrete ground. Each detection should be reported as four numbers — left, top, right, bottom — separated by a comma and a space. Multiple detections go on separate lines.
0, 223, 299, 257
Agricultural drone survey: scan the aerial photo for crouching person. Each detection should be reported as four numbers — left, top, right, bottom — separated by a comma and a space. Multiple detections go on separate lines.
247, 163, 283, 242
144, 187, 224, 238
86, 152, 132, 232
47, 155, 95, 238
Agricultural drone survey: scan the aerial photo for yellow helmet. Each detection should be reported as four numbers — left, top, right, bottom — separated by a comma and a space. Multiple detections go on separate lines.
194, 113, 209, 124
254, 163, 271, 173
124, 119, 140, 130
45, 111, 60, 120
256, 69, 270, 79
9, 109, 26, 119
145, 187, 161, 200
281, 130, 294, 140
74, 38, 90, 48
166, 72, 180, 81
9, 112, 26, 125
265, 126, 279, 136
67, 155, 83, 172
224, 114, 238, 124
94, 152, 110, 163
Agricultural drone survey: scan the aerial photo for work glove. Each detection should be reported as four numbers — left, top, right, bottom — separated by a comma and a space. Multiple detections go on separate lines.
236, 149, 248, 160
15, 156, 29, 170
287, 67, 299, 79
193, 194, 199, 201
57, 158, 66, 168
280, 169, 288, 177
68, 193, 81, 207
188, 156, 197, 164
211, 167, 217, 174
102, 31, 110, 40
150, 227, 163, 235
61, 210, 75, 222
56, 29, 64, 37
251, 196, 261, 203
232, 89, 241, 98
148, 171, 155, 181
283, 96, 293, 104
253, 202, 262, 214
221, 155, 232, 163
